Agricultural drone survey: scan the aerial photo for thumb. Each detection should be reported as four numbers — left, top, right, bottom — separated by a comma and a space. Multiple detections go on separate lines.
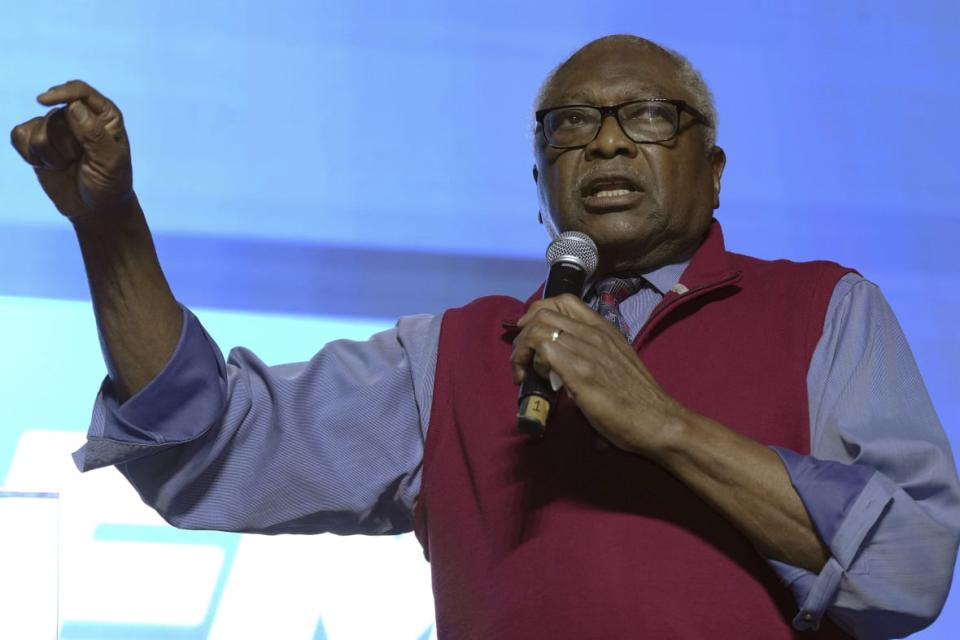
66, 100, 106, 144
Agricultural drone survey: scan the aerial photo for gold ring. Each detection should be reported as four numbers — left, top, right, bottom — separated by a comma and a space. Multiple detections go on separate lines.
551, 329, 563, 342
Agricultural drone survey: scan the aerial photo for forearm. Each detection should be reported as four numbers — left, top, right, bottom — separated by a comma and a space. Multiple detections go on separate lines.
73, 196, 181, 401
512, 296, 832, 572
650, 409, 829, 573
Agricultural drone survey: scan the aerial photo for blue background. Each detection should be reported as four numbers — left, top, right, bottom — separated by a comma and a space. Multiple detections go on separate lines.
2, 1, 958, 637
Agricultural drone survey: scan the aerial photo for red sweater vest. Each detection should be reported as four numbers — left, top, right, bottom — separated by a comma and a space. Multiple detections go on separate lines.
414, 222, 853, 639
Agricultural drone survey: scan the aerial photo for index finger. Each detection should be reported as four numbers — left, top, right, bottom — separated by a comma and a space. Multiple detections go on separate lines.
37, 80, 110, 113
518, 293, 604, 328
9, 115, 45, 166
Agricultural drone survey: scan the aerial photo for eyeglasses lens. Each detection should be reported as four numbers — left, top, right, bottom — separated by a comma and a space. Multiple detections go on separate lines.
543, 101, 679, 147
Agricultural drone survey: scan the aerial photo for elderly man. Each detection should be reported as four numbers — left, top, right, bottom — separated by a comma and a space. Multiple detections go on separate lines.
11, 35, 960, 639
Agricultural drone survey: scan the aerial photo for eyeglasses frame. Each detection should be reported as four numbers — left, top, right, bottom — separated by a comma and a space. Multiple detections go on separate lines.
535, 98, 713, 149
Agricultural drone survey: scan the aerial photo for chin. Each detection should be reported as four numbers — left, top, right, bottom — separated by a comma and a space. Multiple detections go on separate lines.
586, 217, 662, 250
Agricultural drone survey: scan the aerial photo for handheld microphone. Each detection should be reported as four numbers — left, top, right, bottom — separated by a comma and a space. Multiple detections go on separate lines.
517, 231, 599, 439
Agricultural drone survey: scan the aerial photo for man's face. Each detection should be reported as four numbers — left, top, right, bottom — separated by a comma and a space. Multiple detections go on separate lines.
534, 42, 725, 275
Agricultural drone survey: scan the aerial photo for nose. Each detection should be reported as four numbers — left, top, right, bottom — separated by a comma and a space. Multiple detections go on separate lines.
584, 114, 638, 160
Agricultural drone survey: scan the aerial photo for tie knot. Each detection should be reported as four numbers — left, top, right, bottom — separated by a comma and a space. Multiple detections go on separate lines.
594, 276, 647, 304
593, 277, 647, 338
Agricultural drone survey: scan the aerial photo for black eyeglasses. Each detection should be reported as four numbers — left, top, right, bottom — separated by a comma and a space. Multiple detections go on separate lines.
535, 99, 712, 149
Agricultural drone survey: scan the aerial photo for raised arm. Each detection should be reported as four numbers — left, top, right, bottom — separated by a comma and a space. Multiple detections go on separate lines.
10, 80, 181, 400
11, 82, 438, 536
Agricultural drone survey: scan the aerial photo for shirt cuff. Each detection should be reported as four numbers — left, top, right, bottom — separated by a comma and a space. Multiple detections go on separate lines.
771, 447, 877, 545
72, 305, 228, 471
767, 453, 895, 630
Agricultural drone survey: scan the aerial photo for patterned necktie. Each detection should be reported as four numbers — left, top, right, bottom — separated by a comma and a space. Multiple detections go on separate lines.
594, 276, 648, 338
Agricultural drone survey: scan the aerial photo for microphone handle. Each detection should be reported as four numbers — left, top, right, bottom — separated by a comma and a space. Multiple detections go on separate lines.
517, 261, 587, 439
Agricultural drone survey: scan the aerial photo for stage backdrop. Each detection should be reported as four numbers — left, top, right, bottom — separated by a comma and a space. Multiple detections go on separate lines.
1, 1, 958, 638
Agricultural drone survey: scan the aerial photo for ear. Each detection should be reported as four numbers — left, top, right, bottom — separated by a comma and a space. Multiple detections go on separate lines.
709, 146, 726, 209
532, 165, 551, 231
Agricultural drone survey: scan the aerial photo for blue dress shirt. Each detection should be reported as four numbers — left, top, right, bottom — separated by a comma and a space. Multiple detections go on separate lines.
73, 266, 960, 639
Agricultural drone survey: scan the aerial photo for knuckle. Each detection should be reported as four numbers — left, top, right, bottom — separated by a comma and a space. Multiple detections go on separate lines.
10, 130, 30, 163
11, 120, 45, 165
511, 342, 532, 362
582, 331, 602, 348
539, 308, 560, 322
10, 123, 24, 147
534, 331, 553, 349
579, 361, 597, 378
534, 341, 550, 358
513, 325, 531, 343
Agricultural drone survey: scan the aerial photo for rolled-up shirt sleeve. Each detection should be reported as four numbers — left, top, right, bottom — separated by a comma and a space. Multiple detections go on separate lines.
75, 306, 229, 469
73, 304, 441, 537
767, 274, 960, 638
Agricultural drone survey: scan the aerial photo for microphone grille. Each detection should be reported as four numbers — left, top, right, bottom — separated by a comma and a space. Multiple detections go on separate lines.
546, 231, 599, 277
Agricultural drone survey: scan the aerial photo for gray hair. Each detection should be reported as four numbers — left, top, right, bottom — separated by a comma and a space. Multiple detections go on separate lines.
532, 35, 718, 151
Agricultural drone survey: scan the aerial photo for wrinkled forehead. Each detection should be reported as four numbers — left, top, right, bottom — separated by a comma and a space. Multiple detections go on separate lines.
542, 45, 689, 108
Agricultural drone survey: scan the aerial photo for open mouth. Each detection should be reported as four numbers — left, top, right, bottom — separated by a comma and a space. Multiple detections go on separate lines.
591, 187, 635, 199
580, 175, 644, 210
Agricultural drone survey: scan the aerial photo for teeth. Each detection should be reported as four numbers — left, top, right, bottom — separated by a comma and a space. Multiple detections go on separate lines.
593, 189, 632, 198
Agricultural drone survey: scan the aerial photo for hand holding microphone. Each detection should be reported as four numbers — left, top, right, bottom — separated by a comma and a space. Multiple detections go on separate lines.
516, 231, 598, 439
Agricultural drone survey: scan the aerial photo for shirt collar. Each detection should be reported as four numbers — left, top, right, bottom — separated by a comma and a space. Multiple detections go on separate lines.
583, 258, 690, 301
643, 259, 690, 295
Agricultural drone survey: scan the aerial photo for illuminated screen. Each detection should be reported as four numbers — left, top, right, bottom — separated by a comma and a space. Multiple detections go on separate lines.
1, 2, 958, 638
